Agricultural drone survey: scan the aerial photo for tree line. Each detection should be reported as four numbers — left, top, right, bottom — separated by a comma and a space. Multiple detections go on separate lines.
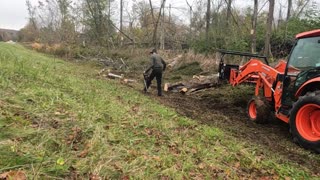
19, 0, 320, 58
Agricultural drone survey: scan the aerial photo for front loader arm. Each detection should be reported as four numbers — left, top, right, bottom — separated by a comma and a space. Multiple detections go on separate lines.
233, 59, 279, 87
218, 51, 291, 122
231, 59, 282, 102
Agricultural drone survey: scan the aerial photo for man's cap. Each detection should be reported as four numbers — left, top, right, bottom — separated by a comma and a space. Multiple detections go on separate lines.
150, 48, 157, 54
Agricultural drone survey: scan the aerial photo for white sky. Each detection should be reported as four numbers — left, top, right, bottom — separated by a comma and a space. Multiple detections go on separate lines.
0, 0, 39, 30
0, 0, 318, 30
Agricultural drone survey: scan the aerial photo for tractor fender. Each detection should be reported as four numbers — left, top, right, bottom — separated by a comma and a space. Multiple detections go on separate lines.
295, 77, 320, 98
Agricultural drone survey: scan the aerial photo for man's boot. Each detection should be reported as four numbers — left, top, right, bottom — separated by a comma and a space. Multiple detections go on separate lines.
157, 88, 162, 96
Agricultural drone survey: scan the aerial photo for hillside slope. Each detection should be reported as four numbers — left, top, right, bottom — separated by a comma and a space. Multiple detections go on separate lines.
0, 43, 319, 179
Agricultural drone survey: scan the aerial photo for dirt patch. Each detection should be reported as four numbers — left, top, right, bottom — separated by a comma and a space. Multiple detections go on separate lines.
142, 86, 320, 175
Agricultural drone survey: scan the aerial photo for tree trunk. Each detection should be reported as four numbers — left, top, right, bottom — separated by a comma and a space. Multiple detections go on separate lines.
296, 0, 311, 18
186, 0, 192, 39
278, 4, 283, 26
251, 0, 258, 53
226, 0, 232, 27
120, 0, 123, 32
160, 6, 165, 50
148, 0, 156, 25
149, 0, 166, 47
120, 0, 123, 46
286, 0, 292, 21
206, 0, 211, 50
148, 0, 156, 46
264, 0, 274, 58
285, 0, 292, 38
169, 4, 171, 25
108, 0, 111, 39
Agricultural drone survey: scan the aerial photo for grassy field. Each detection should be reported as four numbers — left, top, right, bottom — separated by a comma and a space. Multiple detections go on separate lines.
0, 43, 318, 179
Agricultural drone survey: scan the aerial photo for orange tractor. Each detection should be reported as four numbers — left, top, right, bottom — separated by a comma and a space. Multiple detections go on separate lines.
218, 29, 320, 153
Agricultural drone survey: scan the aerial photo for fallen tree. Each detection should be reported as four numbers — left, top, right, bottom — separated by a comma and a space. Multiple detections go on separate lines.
167, 54, 183, 69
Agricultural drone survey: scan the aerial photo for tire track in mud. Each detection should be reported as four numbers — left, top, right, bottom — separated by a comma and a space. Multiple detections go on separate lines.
153, 91, 320, 174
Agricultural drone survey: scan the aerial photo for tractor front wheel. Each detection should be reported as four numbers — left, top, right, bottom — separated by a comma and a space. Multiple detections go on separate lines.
290, 91, 320, 153
247, 96, 271, 124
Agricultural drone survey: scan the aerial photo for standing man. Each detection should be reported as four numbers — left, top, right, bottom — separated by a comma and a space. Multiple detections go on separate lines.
144, 48, 167, 96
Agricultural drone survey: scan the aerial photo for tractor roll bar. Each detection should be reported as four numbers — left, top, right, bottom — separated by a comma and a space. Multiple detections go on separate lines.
218, 49, 269, 65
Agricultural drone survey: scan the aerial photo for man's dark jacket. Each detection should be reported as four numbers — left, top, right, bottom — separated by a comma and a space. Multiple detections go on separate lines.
147, 53, 166, 72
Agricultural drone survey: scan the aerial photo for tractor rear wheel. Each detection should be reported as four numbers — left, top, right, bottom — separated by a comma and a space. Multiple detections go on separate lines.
247, 96, 271, 124
290, 91, 320, 153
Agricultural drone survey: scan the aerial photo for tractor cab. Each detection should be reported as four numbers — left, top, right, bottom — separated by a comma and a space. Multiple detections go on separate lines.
282, 31, 320, 109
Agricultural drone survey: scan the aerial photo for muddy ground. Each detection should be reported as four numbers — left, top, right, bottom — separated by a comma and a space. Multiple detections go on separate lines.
139, 83, 320, 175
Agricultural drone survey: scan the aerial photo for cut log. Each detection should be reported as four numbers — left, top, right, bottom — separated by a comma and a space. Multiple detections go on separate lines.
104, 72, 136, 84
108, 73, 124, 79
164, 82, 185, 92
167, 55, 183, 69
180, 88, 188, 93
122, 79, 135, 83
164, 83, 170, 92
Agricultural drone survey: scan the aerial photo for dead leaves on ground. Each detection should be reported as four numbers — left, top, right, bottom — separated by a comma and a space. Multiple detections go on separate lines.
0, 171, 26, 180
65, 127, 92, 158
77, 143, 91, 158
89, 173, 101, 180
66, 127, 83, 146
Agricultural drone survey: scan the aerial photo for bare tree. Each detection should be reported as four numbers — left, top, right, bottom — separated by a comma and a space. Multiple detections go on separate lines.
206, 0, 211, 48
264, 0, 275, 57
120, 0, 123, 32
251, 0, 258, 53
286, 0, 292, 21
26, 0, 37, 30
149, 0, 166, 47
160, 5, 165, 50
226, 0, 232, 27
186, 0, 193, 37
148, 0, 156, 27
278, 3, 283, 26
295, 0, 311, 17
119, 0, 124, 45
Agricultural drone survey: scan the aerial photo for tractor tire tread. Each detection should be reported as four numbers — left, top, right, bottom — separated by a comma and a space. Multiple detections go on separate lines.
290, 90, 320, 154
247, 96, 271, 124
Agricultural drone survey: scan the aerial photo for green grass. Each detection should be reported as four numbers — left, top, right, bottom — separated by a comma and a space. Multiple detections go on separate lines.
0, 43, 318, 179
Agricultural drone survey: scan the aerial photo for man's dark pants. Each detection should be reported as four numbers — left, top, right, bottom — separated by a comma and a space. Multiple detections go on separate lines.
145, 68, 163, 96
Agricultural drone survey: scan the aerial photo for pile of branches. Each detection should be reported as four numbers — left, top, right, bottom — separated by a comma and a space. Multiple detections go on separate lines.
97, 57, 128, 70
78, 54, 129, 71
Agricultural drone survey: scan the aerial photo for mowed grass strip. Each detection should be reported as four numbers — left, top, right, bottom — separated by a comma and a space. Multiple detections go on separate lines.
0, 43, 316, 179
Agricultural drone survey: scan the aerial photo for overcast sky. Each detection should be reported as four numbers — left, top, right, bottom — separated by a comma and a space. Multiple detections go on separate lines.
0, 0, 38, 30
0, 0, 318, 30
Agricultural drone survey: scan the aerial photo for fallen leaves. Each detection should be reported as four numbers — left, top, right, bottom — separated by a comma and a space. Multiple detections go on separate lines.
89, 173, 101, 180
67, 127, 83, 146
77, 149, 89, 158
131, 104, 140, 114
0, 171, 26, 180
